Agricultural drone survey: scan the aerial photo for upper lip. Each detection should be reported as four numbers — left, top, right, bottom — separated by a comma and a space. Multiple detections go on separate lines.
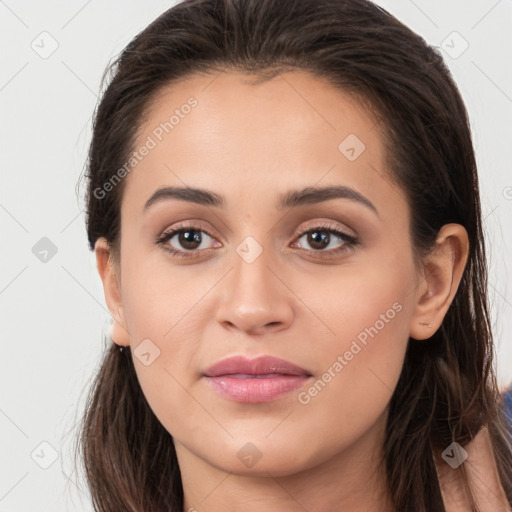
203, 355, 312, 377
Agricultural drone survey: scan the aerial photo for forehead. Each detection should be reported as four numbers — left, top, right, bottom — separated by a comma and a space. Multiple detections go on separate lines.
140, 69, 380, 159
122, 70, 403, 218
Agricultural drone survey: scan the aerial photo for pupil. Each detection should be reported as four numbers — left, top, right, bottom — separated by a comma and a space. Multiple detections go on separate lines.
308, 231, 329, 250
179, 230, 201, 249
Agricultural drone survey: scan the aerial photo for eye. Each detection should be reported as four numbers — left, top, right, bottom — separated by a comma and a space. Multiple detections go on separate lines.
156, 221, 358, 260
292, 223, 358, 258
156, 222, 220, 258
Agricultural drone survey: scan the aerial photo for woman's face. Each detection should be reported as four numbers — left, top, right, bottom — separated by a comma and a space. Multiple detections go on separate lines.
106, 70, 421, 476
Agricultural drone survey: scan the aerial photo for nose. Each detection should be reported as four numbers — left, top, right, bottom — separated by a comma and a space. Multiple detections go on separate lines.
215, 244, 295, 336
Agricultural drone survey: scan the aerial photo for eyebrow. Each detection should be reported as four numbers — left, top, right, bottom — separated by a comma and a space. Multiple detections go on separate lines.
143, 185, 378, 216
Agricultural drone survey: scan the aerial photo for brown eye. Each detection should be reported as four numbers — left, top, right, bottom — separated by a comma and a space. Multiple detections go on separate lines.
293, 225, 358, 258
304, 230, 332, 250
156, 224, 220, 258
174, 229, 203, 250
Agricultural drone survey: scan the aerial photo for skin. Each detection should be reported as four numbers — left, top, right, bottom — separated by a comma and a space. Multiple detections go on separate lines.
94, 70, 478, 511
434, 426, 509, 511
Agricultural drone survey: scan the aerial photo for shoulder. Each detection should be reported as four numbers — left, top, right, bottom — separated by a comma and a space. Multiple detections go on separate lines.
434, 425, 510, 512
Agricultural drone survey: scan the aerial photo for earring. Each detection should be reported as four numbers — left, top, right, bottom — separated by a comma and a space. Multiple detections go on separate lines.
419, 321, 432, 328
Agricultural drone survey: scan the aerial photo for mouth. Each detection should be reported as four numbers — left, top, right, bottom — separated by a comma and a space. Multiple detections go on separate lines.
202, 355, 313, 403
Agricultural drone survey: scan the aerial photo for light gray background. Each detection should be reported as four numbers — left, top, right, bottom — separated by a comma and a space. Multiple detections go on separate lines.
1, 1, 511, 510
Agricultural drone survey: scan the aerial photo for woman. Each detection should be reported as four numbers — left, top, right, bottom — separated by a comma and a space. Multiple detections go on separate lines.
76, 0, 512, 510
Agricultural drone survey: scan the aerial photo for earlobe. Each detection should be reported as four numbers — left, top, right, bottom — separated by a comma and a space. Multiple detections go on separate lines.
409, 224, 469, 341
110, 318, 130, 348
94, 237, 131, 347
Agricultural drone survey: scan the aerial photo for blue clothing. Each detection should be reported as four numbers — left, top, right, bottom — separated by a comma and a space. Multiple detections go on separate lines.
504, 383, 512, 428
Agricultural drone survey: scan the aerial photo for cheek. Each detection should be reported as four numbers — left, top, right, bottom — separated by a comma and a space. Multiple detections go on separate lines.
293, 262, 414, 435
119, 251, 219, 427
120, 243, 209, 348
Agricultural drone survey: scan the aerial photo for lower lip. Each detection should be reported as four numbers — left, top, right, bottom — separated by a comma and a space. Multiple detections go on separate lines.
204, 374, 311, 403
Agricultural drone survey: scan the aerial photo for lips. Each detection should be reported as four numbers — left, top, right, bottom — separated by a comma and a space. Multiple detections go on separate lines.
203, 355, 311, 378
203, 355, 312, 403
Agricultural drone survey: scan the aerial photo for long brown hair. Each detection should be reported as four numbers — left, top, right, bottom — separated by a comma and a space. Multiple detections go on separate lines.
76, 0, 512, 510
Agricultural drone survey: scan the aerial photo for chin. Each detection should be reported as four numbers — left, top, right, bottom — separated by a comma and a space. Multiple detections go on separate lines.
190, 435, 323, 477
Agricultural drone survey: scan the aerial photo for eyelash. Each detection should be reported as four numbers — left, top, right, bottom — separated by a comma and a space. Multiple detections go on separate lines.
155, 221, 359, 260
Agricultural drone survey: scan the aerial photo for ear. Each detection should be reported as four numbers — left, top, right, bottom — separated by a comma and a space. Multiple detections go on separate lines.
409, 223, 469, 340
94, 237, 130, 347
